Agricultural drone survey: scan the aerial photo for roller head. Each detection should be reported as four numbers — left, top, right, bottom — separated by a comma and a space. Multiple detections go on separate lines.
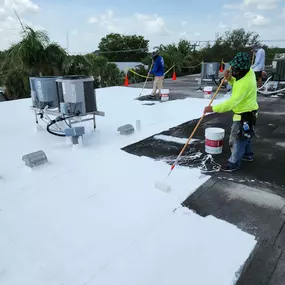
154, 181, 172, 193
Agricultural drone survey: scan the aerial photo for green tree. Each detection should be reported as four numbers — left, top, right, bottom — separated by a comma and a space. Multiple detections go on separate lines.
223, 29, 260, 53
84, 53, 124, 87
198, 29, 260, 63
3, 69, 30, 100
85, 53, 108, 77
101, 63, 125, 87
154, 39, 195, 76
98, 33, 149, 62
63, 55, 92, 75
7, 26, 67, 76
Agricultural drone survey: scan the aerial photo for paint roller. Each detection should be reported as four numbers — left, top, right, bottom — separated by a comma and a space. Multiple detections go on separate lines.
154, 68, 231, 193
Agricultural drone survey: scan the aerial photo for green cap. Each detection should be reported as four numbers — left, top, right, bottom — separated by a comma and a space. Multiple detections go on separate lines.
229, 52, 251, 70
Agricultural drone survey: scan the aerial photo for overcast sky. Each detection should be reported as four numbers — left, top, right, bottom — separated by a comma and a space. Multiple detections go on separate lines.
0, 0, 285, 53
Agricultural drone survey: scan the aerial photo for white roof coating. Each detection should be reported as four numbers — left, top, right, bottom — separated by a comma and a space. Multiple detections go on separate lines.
0, 86, 256, 285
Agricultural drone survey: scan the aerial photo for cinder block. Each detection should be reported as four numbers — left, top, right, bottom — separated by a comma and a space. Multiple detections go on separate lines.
64, 126, 85, 137
117, 124, 135, 135
22, 150, 48, 168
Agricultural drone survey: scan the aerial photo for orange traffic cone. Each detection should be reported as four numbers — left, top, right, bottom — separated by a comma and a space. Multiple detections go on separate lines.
219, 59, 225, 72
124, 74, 129, 86
172, 71, 176, 81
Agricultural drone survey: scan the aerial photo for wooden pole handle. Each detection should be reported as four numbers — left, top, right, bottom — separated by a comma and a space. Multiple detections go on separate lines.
170, 69, 231, 171
139, 61, 154, 97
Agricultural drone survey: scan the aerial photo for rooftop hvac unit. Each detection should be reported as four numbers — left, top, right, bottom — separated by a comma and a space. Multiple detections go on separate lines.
272, 58, 285, 81
201, 62, 219, 79
29, 76, 60, 108
273, 53, 285, 60
56, 75, 97, 116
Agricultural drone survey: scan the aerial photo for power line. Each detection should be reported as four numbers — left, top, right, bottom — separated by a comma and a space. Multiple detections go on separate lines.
94, 48, 148, 54
68, 38, 285, 54
67, 48, 148, 55
194, 39, 285, 43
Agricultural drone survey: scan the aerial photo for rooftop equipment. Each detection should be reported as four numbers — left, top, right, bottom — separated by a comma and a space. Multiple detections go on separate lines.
30, 75, 105, 138
201, 62, 219, 80
30, 76, 60, 109
196, 62, 227, 91
272, 53, 285, 81
56, 75, 97, 116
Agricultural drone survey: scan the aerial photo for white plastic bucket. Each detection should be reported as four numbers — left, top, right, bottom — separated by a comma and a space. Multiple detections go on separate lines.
161, 89, 169, 101
205, 127, 225, 154
204, 86, 212, 99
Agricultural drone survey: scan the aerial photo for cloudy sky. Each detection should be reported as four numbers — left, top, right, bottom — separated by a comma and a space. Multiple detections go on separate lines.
0, 0, 285, 53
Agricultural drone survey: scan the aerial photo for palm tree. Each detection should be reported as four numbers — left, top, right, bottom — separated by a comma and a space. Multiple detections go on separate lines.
8, 26, 67, 76
85, 53, 108, 77
0, 26, 67, 99
44, 43, 67, 75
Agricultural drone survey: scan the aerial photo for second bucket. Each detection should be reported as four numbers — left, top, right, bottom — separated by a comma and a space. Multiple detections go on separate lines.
203, 86, 213, 99
205, 127, 225, 155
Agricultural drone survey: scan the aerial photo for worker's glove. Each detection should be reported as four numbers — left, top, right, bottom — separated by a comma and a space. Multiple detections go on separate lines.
203, 106, 213, 114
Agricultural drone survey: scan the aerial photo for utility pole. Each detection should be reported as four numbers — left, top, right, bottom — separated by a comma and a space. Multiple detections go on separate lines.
66, 31, 69, 53
191, 42, 200, 53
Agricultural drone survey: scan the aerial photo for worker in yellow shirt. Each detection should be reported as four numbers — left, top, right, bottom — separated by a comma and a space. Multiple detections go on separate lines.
204, 52, 259, 172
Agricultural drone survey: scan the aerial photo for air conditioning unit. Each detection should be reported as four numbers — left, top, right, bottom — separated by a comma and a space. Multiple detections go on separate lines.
30, 75, 105, 134
56, 75, 97, 116
201, 62, 219, 79
29, 76, 60, 108
272, 55, 285, 81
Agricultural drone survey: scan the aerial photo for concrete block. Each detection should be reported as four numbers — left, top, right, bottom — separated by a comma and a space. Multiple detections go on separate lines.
117, 124, 135, 135
22, 150, 48, 168
64, 126, 85, 137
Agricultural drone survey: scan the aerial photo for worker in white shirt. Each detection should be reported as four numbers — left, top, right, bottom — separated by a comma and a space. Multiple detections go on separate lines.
251, 44, 266, 88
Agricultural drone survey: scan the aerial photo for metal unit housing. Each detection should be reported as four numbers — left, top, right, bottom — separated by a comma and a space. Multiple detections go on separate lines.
56, 75, 96, 116
272, 57, 285, 81
29, 76, 60, 108
201, 62, 219, 79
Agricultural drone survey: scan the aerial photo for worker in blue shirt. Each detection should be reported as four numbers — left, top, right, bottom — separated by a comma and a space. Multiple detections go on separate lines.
251, 44, 265, 88
148, 51, 165, 99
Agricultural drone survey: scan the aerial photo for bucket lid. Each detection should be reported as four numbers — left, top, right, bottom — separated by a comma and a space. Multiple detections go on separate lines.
205, 127, 225, 134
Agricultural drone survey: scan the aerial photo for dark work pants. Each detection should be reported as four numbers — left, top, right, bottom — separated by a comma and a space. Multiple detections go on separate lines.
228, 121, 253, 168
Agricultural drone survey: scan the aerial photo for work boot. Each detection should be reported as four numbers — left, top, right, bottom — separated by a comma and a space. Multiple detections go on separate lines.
147, 94, 159, 99
242, 156, 254, 162
220, 163, 240, 173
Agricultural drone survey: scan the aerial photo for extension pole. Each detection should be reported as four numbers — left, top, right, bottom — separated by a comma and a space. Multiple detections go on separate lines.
167, 69, 231, 177
138, 61, 154, 97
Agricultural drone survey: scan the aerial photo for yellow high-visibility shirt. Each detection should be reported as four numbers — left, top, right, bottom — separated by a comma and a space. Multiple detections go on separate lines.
212, 68, 259, 121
